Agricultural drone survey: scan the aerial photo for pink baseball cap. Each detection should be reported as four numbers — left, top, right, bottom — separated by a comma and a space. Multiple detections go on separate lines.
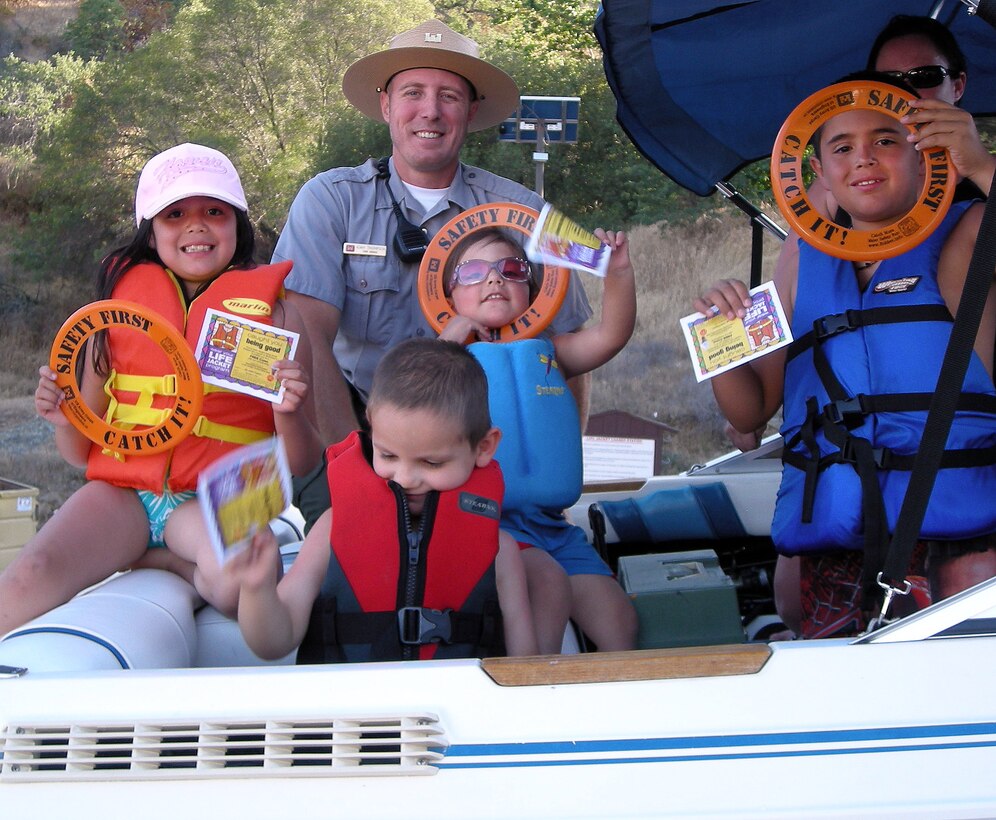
135, 143, 248, 225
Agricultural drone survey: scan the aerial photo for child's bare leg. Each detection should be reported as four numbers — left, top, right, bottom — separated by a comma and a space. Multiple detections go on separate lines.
164, 501, 278, 618
129, 548, 197, 586
930, 546, 996, 600
520, 546, 571, 654
0, 481, 148, 635
568, 573, 638, 651
773, 555, 802, 636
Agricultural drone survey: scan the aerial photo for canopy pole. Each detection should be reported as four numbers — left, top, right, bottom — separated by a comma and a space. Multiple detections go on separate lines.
714, 181, 786, 288
713, 182, 786, 242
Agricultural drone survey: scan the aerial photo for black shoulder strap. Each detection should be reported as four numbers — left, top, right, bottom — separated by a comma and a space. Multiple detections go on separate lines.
877, 178, 996, 610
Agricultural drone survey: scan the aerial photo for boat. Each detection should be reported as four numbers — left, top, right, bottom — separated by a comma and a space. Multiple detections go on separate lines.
4, 439, 996, 818
3, 1, 996, 816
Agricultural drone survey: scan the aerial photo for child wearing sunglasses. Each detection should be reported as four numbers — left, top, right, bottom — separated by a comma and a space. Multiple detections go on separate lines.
439, 226, 638, 654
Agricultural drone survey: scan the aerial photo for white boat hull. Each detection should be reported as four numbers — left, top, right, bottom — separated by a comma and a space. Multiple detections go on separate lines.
3, 451, 996, 817
3, 627, 996, 818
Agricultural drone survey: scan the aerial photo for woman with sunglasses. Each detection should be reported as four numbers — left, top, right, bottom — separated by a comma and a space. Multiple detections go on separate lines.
438, 226, 638, 654
869, 14, 994, 203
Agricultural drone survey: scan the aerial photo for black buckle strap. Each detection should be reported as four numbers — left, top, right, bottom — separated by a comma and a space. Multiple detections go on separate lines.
788, 304, 953, 364
823, 395, 867, 427
813, 310, 859, 340
836, 436, 886, 469
398, 607, 453, 645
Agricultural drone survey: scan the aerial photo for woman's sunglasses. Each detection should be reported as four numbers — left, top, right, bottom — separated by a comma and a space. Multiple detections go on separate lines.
450, 257, 532, 288
881, 64, 952, 90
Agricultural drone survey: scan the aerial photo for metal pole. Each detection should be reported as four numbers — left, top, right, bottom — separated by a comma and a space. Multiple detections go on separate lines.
533, 120, 548, 198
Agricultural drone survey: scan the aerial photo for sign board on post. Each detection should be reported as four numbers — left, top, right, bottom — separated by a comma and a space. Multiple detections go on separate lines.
499, 96, 581, 144
498, 96, 581, 197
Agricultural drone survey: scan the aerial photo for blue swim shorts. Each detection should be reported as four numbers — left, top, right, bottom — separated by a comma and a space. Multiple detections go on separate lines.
502, 507, 612, 577
136, 488, 197, 548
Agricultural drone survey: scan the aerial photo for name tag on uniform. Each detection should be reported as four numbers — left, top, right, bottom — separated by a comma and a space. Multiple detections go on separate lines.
343, 242, 387, 257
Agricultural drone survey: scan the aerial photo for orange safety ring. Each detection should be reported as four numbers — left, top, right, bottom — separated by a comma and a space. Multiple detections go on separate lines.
771, 80, 955, 261
418, 203, 569, 342
49, 299, 203, 455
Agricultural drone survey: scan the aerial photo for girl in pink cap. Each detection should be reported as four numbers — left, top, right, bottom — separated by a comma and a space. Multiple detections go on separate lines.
0, 144, 321, 636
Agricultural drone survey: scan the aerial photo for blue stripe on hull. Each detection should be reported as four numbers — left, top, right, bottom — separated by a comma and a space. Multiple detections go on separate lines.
439, 723, 996, 769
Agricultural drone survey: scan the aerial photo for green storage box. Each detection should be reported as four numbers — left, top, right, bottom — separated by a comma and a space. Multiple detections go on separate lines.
618, 549, 744, 648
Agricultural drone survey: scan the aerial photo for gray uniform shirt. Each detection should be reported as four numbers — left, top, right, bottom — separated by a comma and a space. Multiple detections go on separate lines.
272, 157, 593, 399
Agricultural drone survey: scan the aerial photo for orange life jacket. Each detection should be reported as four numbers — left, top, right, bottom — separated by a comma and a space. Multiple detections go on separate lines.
85, 261, 291, 493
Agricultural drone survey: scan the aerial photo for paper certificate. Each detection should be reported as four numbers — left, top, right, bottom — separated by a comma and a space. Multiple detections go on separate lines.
194, 309, 299, 403
198, 436, 292, 563
680, 282, 793, 382
526, 203, 611, 277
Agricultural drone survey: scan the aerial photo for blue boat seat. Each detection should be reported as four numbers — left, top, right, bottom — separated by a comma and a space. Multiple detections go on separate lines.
599, 483, 747, 543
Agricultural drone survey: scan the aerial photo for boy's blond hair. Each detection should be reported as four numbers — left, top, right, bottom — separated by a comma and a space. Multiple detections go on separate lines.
367, 338, 493, 445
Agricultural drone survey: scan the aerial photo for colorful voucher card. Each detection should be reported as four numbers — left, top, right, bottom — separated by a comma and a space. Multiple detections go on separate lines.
680, 282, 793, 382
198, 436, 292, 563
194, 309, 299, 403
526, 203, 611, 277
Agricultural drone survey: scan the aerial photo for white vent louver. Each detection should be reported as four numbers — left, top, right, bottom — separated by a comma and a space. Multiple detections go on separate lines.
1, 715, 446, 781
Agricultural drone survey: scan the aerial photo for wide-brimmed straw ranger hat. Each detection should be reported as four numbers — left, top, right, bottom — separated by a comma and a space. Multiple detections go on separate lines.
342, 20, 520, 132
135, 143, 248, 226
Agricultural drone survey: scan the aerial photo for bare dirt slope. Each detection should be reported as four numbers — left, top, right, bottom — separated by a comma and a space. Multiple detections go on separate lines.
0, 0, 77, 59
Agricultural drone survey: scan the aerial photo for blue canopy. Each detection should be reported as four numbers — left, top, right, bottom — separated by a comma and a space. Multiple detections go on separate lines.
595, 0, 996, 195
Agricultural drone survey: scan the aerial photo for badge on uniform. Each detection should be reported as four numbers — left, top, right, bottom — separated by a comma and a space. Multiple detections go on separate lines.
343, 242, 387, 257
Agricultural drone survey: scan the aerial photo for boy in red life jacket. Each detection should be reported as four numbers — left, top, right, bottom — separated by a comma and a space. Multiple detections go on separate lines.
228, 338, 538, 661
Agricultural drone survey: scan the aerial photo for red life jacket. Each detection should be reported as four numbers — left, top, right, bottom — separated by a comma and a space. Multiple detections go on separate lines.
86, 261, 290, 492
296, 431, 505, 663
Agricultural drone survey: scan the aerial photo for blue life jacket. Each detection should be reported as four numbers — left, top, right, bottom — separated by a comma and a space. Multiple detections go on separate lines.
469, 339, 583, 515
773, 200, 996, 563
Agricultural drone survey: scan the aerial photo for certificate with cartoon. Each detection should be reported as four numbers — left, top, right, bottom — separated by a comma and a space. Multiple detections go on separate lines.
194, 309, 299, 403
680, 282, 792, 382
198, 436, 292, 563
526, 203, 611, 277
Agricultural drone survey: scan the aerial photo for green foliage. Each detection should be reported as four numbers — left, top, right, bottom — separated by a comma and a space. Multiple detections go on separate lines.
456, 9, 705, 230
0, 54, 96, 211
6, 0, 718, 282
65, 0, 127, 60
13, 0, 436, 275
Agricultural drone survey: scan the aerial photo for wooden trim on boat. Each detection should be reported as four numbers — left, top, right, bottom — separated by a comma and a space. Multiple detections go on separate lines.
581, 478, 647, 495
481, 643, 772, 686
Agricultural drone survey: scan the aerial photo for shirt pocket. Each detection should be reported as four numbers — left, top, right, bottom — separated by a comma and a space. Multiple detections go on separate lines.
342, 254, 403, 346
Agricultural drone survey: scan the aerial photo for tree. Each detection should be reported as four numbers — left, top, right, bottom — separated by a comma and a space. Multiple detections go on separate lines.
65, 0, 127, 60
16, 0, 434, 274
0, 54, 95, 204
10, 0, 716, 281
